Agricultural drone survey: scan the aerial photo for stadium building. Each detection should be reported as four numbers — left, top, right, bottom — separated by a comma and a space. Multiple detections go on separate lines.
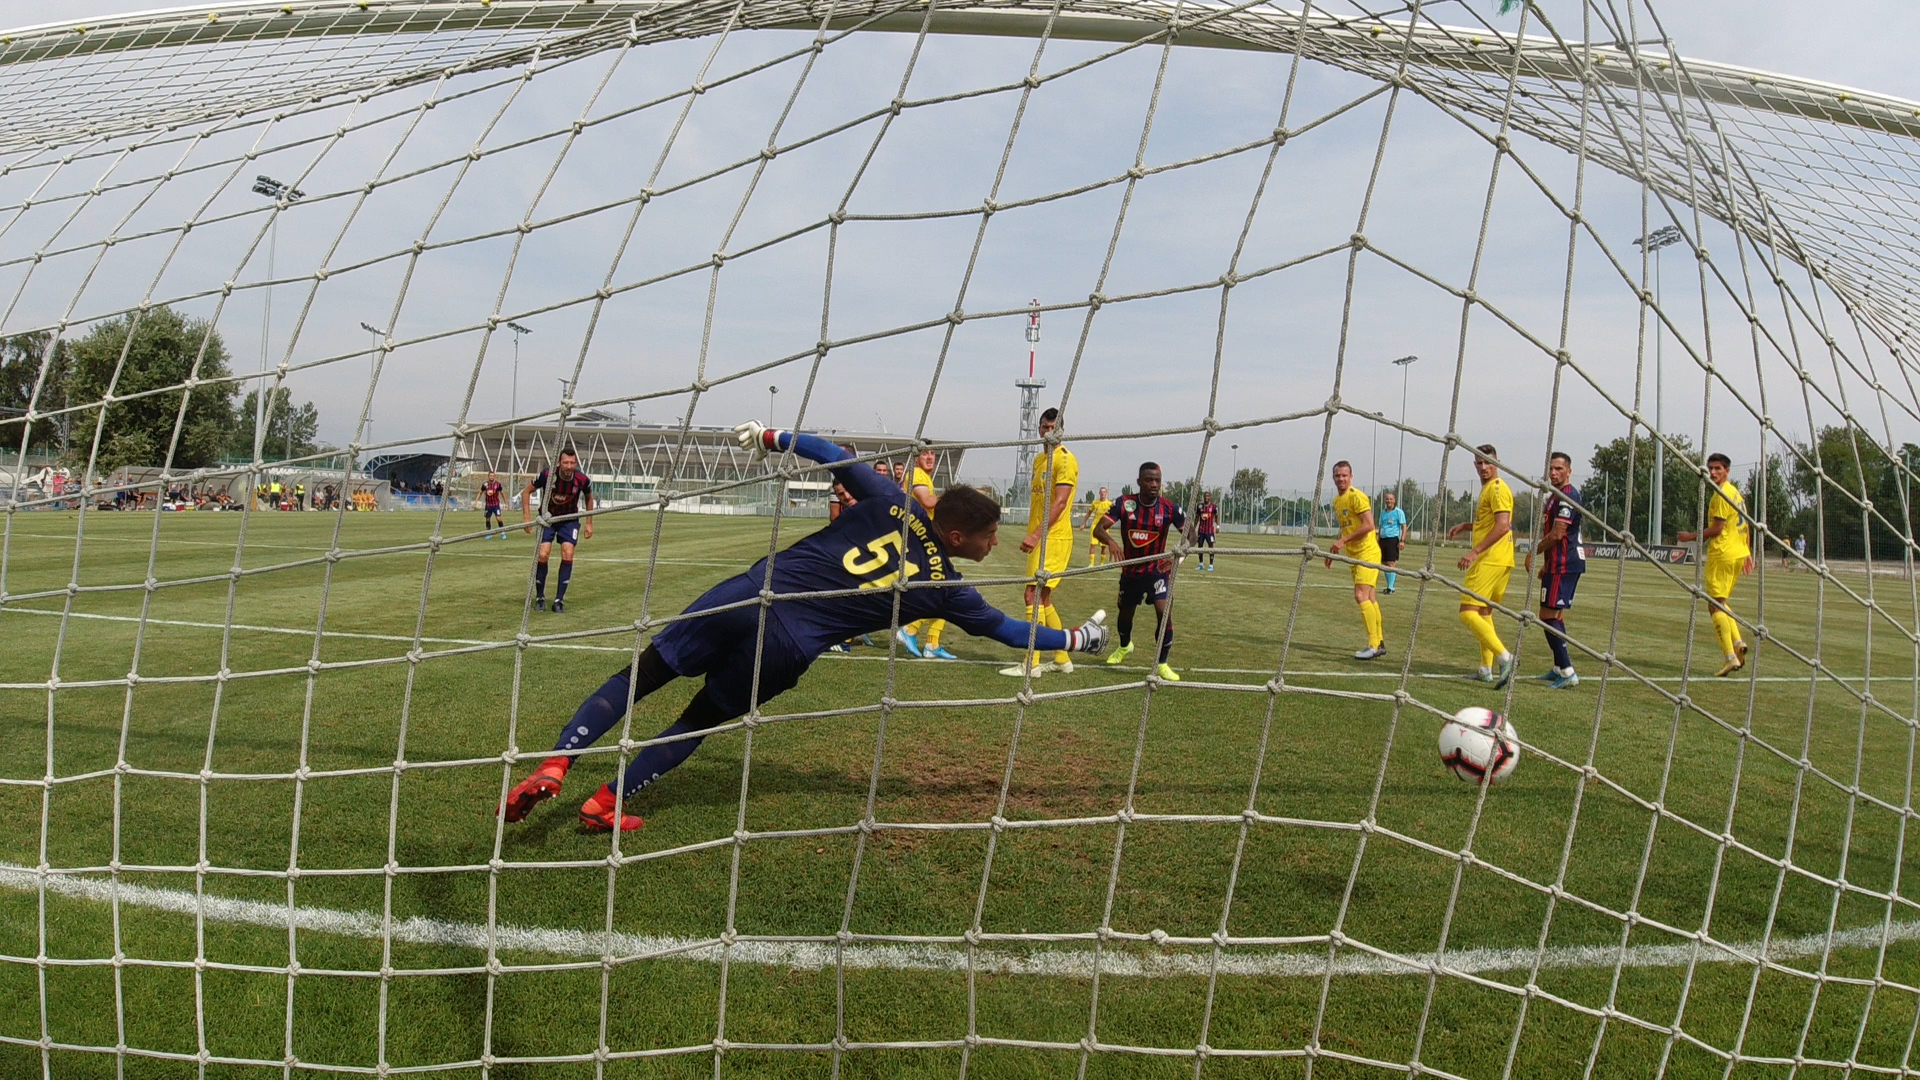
450, 409, 967, 513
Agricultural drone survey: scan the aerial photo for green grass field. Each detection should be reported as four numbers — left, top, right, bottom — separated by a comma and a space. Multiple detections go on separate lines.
2, 507, 1917, 1078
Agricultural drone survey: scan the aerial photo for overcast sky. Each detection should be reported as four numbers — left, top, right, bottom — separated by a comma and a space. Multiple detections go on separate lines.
2, 0, 1917, 499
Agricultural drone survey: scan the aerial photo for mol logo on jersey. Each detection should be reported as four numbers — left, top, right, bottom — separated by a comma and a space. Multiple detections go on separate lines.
1129, 530, 1153, 546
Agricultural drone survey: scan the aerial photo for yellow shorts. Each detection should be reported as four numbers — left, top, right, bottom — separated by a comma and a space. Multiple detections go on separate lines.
1026, 533, 1074, 581
1349, 546, 1381, 588
1704, 556, 1745, 600
1462, 559, 1512, 607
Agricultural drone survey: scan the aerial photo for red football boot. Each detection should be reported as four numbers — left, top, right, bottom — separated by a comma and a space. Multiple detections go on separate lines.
501, 757, 571, 823
578, 786, 645, 832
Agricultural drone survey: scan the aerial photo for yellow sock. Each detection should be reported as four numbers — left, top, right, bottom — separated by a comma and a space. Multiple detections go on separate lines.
1043, 604, 1068, 665
1712, 608, 1738, 658
1459, 608, 1505, 663
1360, 601, 1383, 648
904, 619, 924, 637
923, 620, 944, 649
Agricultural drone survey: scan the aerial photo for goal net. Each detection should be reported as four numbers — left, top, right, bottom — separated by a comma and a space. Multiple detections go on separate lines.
3, 0, 1920, 1075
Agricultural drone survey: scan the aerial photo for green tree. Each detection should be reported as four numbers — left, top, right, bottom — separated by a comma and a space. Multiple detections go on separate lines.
229, 387, 323, 462
0, 330, 72, 455
1787, 426, 1920, 560
1229, 467, 1267, 524
66, 307, 236, 471
1744, 452, 1804, 556
1581, 433, 1701, 543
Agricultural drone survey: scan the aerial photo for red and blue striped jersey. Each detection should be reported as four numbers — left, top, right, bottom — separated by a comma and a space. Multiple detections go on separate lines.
1103, 495, 1186, 576
1540, 484, 1586, 575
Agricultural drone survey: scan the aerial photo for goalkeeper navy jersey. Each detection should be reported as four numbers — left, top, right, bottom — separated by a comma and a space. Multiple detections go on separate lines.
653, 432, 1049, 667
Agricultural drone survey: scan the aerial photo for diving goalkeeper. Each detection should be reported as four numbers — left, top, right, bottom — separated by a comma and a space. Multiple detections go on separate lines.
501, 422, 1110, 831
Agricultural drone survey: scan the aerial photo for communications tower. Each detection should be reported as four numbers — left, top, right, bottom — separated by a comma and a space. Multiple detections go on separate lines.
1014, 299, 1046, 492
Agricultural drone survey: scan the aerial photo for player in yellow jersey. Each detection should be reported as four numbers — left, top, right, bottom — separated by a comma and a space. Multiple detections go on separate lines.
1678, 452, 1754, 677
897, 447, 960, 661
1328, 461, 1387, 660
1444, 444, 1516, 688
1083, 487, 1113, 566
1002, 407, 1078, 679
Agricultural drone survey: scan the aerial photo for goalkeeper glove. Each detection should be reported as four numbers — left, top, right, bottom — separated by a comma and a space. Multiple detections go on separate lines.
1065, 610, 1109, 655
733, 420, 781, 456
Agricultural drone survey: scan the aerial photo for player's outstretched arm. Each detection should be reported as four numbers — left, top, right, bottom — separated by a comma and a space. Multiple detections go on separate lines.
736, 422, 896, 503
940, 586, 1107, 655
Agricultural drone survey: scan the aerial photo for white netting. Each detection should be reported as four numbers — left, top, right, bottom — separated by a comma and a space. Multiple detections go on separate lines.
4, 0, 1920, 1075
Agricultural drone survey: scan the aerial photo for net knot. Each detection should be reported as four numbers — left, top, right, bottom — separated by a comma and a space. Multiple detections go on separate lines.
947, 309, 966, 326
990, 815, 1008, 832
1349, 233, 1367, 250
837, 929, 854, 946
1127, 166, 1145, 180
760, 146, 777, 161
1025, 75, 1041, 90
1494, 133, 1511, 153
1147, 928, 1169, 946
597, 286, 611, 299
1116, 807, 1135, 824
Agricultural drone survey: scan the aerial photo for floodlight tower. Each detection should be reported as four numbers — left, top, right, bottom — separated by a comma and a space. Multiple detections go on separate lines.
1014, 299, 1047, 491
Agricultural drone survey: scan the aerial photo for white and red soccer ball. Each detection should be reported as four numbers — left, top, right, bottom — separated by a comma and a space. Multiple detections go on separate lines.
1438, 707, 1519, 785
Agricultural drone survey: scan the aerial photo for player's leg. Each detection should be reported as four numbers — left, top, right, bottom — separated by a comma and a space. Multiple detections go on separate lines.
1038, 581, 1071, 671
1149, 581, 1178, 680
553, 538, 577, 611
1538, 573, 1578, 687
1352, 563, 1384, 659
502, 647, 680, 822
1000, 581, 1048, 677
1106, 580, 1139, 666
1458, 562, 1512, 684
584, 650, 807, 830
897, 619, 924, 658
533, 536, 554, 609
923, 619, 956, 660
1702, 557, 1745, 675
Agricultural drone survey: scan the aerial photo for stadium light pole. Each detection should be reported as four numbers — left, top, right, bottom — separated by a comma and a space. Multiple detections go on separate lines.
251, 176, 303, 467
506, 321, 531, 473
359, 321, 384, 449
1230, 443, 1239, 525
1634, 225, 1683, 546
1392, 354, 1418, 502
769, 384, 778, 427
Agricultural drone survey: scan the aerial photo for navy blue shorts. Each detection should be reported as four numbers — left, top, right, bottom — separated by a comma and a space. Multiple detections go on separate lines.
540, 521, 580, 546
1119, 571, 1171, 609
1195, 532, 1215, 547
485, 504, 502, 519
1541, 570, 1581, 610
651, 575, 810, 719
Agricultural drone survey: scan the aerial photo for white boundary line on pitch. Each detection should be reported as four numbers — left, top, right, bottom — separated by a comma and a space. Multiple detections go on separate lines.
0, 606, 1904, 683
0, 861, 1910, 979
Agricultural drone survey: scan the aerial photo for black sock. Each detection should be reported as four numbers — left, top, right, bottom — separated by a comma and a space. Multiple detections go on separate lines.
534, 560, 549, 597
616, 687, 731, 797
554, 648, 677, 755
1117, 606, 1135, 648
556, 561, 573, 601
1157, 614, 1174, 664
1543, 618, 1571, 671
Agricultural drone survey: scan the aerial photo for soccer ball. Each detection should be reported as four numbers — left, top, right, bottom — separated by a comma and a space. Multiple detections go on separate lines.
1438, 707, 1519, 785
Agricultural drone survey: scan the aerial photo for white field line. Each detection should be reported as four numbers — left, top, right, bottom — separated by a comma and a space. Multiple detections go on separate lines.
1, 861, 1911, 979
0, 605, 1901, 684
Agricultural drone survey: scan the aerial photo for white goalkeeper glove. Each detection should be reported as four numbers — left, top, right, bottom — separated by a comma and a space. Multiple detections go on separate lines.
1065, 609, 1109, 655
733, 420, 776, 457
